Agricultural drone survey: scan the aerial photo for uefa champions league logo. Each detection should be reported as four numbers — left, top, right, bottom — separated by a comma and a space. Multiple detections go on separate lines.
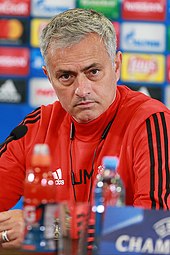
114, 216, 170, 254
153, 217, 170, 239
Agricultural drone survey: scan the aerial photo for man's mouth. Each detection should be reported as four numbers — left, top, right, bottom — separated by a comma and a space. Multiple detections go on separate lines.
76, 100, 95, 108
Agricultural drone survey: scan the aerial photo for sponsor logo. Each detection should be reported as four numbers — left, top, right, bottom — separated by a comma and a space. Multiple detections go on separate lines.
77, 0, 120, 19
121, 22, 165, 52
71, 169, 94, 185
167, 55, 170, 82
128, 85, 162, 102
0, 80, 21, 103
30, 49, 45, 76
0, 0, 30, 16
30, 19, 49, 47
168, 26, 170, 52
78, 0, 117, 7
121, 53, 165, 83
165, 85, 170, 109
52, 169, 65, 186
52, 168, 94, 186
0, 47, 29, 76
138, 86, 151, 97
31, 0, 75, 17
168, 1, 170, 20
29, 78, 57, 107
24, 205, 36, 224
122, 0, 165, 21
0, 79, 26, 103
112, 22, 120, 48
153, 217, 170, 238
0, 18, 29, 45
115, 217, 170, 254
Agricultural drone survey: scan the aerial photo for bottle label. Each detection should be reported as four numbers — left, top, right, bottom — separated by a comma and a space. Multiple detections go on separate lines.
22, 203, 58, 252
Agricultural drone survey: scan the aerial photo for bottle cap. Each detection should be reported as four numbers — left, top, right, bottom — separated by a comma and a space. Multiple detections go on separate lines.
32, 143, 51, 166
33, 144, 50, 155
102, 156, 119, 170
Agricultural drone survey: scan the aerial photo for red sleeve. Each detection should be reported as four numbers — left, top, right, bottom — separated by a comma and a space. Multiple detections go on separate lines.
133, 111, 170, 210
0, 139, 26, 212
0, 107, 42, 212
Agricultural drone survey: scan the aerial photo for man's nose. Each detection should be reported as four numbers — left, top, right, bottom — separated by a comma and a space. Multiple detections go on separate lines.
74, 75, 91, 97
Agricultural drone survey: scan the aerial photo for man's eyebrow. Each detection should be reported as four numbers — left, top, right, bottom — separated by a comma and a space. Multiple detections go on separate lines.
81, 63, 100, 72
55, 69, 75, 75
55, 63, 100, 74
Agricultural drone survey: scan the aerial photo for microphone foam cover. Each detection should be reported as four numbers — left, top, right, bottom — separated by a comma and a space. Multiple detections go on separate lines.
10, 125, 28, 140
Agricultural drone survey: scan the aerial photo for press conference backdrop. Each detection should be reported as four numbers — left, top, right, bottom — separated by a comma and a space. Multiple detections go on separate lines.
0, 0, 170, 248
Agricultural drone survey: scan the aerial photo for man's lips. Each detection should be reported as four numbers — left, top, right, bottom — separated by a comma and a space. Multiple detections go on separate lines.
75, 101, 95, 107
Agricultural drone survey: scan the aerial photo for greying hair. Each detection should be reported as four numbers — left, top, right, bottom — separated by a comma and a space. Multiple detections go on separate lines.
39, 8, 117, 63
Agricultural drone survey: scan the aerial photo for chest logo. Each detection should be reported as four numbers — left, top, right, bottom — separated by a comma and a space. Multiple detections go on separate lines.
52, 168, 65, 185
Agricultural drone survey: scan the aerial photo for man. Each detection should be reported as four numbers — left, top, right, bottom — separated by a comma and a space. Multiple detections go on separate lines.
0, 8, 169, 249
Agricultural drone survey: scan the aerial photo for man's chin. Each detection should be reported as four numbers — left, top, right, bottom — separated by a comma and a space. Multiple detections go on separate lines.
73, 112, 99, 123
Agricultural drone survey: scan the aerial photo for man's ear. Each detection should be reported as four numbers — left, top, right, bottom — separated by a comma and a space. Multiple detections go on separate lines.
114, 51, 122, 82
42, 65, 51, 82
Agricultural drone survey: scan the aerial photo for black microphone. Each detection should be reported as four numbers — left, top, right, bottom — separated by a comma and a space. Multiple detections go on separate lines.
0, 125, 28, 149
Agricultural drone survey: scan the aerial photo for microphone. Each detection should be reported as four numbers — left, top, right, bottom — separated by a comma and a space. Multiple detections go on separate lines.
0, 125, 28, 149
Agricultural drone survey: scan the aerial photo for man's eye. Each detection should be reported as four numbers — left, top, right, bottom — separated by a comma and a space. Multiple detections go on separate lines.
60, 73, 70, 80
90, 69, 99, 75
58, 73, 75, 86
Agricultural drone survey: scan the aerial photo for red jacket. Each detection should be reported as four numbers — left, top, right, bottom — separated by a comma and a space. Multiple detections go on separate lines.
0, 85, 169, 211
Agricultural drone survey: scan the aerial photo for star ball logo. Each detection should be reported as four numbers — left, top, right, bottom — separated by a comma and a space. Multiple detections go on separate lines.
153, 217, 170, 239
115, 217, 170, 254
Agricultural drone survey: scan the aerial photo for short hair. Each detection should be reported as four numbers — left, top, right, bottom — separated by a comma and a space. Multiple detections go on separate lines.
40, 8, 117, 63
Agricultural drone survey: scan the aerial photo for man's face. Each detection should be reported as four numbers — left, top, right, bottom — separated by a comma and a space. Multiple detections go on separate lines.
43, 33, 121, 123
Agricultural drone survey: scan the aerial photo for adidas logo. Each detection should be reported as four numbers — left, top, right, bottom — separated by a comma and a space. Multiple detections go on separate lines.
52, 168, 65, 186
138, 86, 151, 97
0, 79, 21, 103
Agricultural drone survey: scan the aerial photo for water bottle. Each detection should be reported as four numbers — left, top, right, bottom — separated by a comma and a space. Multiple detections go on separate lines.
92, 156, 125, 254
22, 143, 58, 253
101, 156, 125, 207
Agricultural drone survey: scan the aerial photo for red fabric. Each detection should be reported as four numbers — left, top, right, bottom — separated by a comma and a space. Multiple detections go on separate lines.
0, 85, 170, 211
